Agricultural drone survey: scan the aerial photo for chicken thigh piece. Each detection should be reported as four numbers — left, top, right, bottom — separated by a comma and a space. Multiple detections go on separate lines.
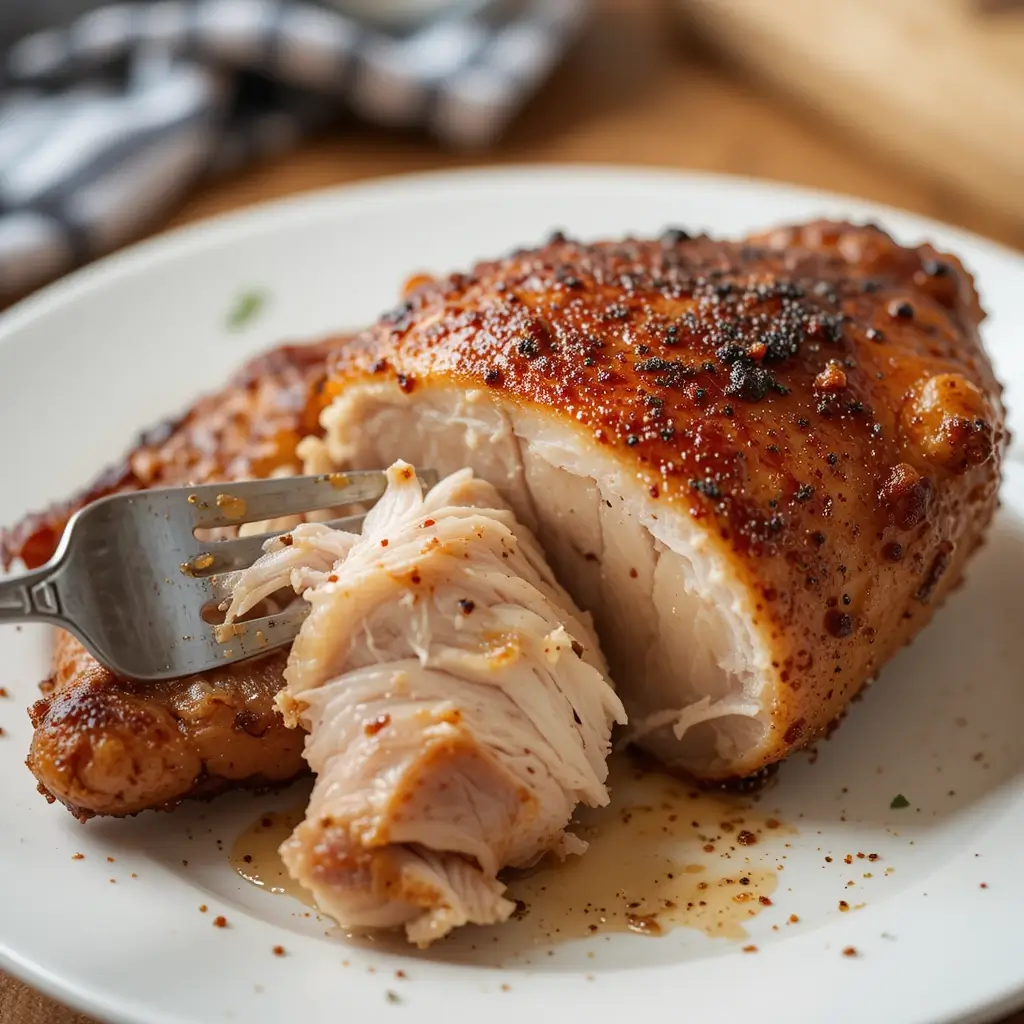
16, 339, 338, 818
8, 220, 1005, 818
225, 463, 625, 944
307, 221, 1005, 781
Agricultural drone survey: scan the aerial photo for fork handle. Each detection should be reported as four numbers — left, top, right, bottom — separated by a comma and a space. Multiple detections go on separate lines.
0, 562, 67, 627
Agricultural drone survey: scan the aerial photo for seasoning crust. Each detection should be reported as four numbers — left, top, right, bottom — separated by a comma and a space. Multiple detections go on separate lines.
327, 222, 1004, 772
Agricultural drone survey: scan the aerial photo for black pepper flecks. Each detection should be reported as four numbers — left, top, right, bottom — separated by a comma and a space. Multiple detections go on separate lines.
321, 226, 1000, 744
660, 227, 693, 246
689, 478, 722, 499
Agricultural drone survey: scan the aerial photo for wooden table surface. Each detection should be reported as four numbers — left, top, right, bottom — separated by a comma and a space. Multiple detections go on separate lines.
3, 1, 1021, 1021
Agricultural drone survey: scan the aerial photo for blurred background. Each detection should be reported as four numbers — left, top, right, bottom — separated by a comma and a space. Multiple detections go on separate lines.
2, 1, 1024, 1021
0, 0, 1022, 305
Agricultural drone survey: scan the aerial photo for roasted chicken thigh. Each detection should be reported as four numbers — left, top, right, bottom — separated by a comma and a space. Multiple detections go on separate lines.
6, 220, 1003, 814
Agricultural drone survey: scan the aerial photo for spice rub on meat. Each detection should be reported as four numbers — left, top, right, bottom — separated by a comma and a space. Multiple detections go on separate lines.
310, 221, 1004, 780
12, 339, 341, 818
5, 220, 1005, 817
30, 634, 302, 820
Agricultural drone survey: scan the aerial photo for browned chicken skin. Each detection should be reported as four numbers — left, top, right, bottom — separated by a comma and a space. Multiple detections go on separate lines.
8, 340, 340, 818
4, 221, 1004, 815
30, 635, 303, 819
322, 220, 1004, 777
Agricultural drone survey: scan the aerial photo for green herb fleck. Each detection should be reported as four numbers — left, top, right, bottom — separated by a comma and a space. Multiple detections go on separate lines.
385, 990, 401, 1004
226, 289, 269, 331
890, 794, 910, 809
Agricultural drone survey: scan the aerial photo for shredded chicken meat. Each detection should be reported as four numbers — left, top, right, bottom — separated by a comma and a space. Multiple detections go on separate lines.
225, 461, 625, 944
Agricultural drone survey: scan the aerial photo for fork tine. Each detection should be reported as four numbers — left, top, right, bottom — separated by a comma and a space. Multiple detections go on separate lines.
181, 513, 368, 580
210, 604, 310, 661
28, 466, 441, 681
180, 471, 389, 531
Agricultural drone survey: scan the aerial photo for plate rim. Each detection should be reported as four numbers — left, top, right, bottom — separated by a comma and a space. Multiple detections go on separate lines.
2, 164, 1023, 1024
2, 163, 1023, 346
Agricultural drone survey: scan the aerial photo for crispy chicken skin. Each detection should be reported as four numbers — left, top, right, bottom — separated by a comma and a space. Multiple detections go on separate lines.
5, 221, 1005, 814
30, 634, 303, 819
11, 340, 340, 818
318, 221, 1004, 778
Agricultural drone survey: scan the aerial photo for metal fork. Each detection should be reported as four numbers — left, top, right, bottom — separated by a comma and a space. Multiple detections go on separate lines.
0, 470, 437, 681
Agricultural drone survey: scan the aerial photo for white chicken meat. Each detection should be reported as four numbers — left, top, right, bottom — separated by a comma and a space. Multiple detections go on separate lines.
224, 461, 625, 945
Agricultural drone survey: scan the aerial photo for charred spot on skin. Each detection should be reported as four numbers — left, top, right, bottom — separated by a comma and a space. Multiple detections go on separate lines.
233, 709, 268, 738
825, 609, 854, 638
923, 259, 952, 278
889, 301, 914, 319
396, 373, 416, 394
458, 598, 475, 615
883, 541, 903, 562
660, 227, 693, 246
943, 417, 995, 471
724, 360, 788, 402
517, 317, 553, 359
689, 478, 721, 499
915, 541, 954, 603
783, 718, 805, 745
878, 463, 933, 530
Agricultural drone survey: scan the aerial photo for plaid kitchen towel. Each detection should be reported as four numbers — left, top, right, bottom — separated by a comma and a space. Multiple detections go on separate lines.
0, 0, 587, 297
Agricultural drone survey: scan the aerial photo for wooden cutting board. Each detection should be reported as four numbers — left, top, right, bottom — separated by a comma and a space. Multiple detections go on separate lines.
678, 0, 1024, 227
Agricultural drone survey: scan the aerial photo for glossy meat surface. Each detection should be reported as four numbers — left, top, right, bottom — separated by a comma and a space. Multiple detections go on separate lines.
14, 340, 340, 818
30, 634, 304, 819
8, 220, 1006, 813
227, 463, 623, 943
320, 222, 1004, 777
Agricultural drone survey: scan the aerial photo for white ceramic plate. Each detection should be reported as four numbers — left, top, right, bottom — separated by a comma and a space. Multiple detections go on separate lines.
2, 167, 1024, 1024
